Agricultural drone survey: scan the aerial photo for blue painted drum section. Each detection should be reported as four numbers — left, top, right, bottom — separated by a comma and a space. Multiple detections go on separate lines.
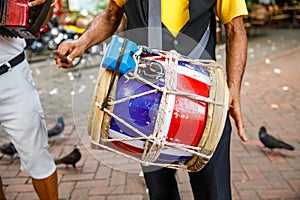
110, 75, 163, 138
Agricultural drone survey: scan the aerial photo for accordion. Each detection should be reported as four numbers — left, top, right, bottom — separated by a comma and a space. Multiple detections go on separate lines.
0, 0, 52, 39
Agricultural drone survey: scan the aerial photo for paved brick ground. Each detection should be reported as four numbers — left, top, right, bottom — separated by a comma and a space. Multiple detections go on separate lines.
0, 28, 299, 199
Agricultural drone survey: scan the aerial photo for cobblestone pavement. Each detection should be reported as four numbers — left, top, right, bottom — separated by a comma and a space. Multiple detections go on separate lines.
0, 28, 300, 199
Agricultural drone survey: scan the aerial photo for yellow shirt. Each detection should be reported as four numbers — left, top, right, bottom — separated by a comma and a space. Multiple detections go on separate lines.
114, 0, 248, 25
214, 0, 248, 24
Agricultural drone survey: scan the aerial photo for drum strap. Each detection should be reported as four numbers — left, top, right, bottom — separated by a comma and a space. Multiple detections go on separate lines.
187, 23, 210, 59
148, 0, 210, 59
101, 38, 129, 110
148, 0, 162, 50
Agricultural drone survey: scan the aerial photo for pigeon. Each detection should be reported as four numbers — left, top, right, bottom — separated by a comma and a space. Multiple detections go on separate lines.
55, 145, 81, 171
0, 142, 17, 160
48, 116, 64, 139
259, 126, 295, 155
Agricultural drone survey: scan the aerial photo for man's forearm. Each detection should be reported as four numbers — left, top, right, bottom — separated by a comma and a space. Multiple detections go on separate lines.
225, 17, 247, 94
224, 16, 248, 141
78, 0, 124, 50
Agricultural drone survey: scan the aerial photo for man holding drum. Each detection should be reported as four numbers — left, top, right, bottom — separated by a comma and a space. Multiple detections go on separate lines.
0, 0, 58, 199
55, 0, 248, 199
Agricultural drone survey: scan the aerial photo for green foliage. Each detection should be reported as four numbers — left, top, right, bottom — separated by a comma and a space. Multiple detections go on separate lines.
289, 0, 298, 6
245, 0, 253, 12
67, 0, 109, 14
88, 0, 109, 13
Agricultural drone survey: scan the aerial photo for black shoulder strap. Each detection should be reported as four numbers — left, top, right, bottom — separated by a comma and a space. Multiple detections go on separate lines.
148, 0, 162, 49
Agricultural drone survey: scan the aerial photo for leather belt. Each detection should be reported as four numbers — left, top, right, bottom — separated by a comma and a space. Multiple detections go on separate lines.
0, 52, 25, 76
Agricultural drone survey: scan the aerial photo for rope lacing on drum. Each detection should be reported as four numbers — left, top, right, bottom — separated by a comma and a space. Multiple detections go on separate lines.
106, 82, 224, 107
95, 103, 212, 160
92, 48, 224, 171
131, 48, 225, 107
90, 138, 192, 171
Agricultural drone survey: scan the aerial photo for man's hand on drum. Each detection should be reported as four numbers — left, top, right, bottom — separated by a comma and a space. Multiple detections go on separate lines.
54, 40, 86, 68
228, 93, 247, 142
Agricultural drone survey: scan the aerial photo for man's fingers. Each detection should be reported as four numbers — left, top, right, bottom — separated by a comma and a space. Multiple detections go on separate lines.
54, 53, 73, 68
66, 56, 73, 63
233, 112, 247, 142
28, 0, 46, 7
54, 40, 84, 68
53, 50, 68, 63
55, 59, 73, 68
237, 126, 247, 142
229, 99, 247, 142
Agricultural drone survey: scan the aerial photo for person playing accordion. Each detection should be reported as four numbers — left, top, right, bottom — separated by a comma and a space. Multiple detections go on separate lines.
0, 0, 58, 199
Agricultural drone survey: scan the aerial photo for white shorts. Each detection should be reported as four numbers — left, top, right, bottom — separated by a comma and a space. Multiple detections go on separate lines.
0, 60, 56, 179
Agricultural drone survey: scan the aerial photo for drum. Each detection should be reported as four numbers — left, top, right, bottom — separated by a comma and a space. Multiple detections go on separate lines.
87, 35, 229, 172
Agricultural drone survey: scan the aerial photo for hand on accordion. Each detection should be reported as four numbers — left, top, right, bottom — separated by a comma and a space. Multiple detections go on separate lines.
0, 0, 54, 38
28, 0, 54, 7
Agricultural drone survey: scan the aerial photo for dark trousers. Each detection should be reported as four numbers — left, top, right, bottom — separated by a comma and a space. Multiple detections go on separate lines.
142, 116, 232, 200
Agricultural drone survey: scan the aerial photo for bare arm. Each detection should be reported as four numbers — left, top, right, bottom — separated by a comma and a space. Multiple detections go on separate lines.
80, 1, 124, 49
224, 16, 248, 142
55, 0, 124, 68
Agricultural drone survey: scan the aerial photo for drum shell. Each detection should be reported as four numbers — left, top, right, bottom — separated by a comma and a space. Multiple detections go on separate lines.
99, 56, 210, 164
88, 50, 229, 172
